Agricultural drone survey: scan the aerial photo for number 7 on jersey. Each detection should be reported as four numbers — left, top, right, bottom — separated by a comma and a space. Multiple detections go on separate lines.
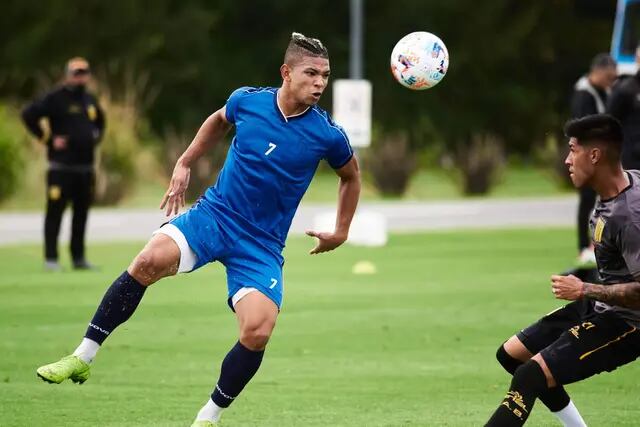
265, 142, 277, 156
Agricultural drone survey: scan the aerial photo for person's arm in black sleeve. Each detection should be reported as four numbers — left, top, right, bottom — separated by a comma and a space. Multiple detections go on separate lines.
607, 85, 631, 120
21, 94, 51, 141
94, 100, 106, 144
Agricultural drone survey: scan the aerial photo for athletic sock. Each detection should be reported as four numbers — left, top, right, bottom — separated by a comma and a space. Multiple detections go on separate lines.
486, 360, 548, 426
195, 398, 225, 423
84, 271, 147, 345
496, 345, 580, 419
72, 337, 100, 363
553, 401, 587, 427
211, 341, 265, 408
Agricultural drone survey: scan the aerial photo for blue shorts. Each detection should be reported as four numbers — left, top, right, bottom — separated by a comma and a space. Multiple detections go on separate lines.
154, 198, 284, 310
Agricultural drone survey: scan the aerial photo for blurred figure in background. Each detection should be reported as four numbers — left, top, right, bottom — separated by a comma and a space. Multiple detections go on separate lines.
608, 43, 640, 171
21, 57, 105, 271
570, 53, 617, 267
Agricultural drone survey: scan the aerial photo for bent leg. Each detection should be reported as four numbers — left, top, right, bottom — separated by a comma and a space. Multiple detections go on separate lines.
196, 292, 278, 424
82, 233, 181, 349
500, 336, 580, 425
37, 233, 184, 384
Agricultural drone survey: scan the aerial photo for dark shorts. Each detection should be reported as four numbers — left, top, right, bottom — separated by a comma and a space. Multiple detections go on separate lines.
516, 299, 640, 385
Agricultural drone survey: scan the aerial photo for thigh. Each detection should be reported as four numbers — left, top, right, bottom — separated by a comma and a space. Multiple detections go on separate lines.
224, 238, 284, 311
516, 300, 591, 355
71, 171, 94, 207
166, 199, 230, 270
235, 291, 279, 330
540, 311, 640, 385
47, 170, 70, 207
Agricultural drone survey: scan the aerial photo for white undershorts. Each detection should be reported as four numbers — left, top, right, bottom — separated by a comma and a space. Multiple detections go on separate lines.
152, 223, 259, 308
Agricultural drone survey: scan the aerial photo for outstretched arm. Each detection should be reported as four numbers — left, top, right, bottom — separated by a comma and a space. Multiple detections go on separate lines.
551, 274, 640, 309
307, 156, 361, 254
160, 106, 233, 216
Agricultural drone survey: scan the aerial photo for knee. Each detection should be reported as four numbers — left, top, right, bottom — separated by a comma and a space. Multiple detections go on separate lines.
496, 344, 522, 375
240, 322, 275, 351
513, 359, 548, 392
129, 250, 171, 286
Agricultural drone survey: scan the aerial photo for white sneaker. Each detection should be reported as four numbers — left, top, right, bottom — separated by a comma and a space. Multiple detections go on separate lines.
577, 247, 596, 268
44, 260, 62, 272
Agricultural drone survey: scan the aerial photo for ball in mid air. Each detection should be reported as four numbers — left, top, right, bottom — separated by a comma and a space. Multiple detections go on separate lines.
390, 31, 449, 90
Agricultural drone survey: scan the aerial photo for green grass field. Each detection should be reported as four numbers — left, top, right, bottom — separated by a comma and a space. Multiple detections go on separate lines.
2, 229, 639, 426
0, 166, 570, 211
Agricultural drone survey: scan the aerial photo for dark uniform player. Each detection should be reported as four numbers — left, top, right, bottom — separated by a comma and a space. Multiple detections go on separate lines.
21, 57, 105, 270
486, 114, 640, 426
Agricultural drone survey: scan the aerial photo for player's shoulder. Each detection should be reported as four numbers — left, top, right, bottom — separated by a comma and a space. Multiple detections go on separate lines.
228, 86, 277, 100
44, 85, 67, 100
309, 105, 349, 144
611, 170, 640, 224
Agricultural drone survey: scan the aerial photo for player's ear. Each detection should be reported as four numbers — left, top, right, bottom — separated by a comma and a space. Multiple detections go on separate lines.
280, 64, 292, 82
590, 146, 602, 164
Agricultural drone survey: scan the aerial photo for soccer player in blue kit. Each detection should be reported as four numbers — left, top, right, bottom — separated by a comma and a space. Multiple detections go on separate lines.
36, 32, 361, 426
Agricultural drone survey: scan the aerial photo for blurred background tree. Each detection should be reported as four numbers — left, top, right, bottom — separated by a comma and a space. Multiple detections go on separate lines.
0, 0, 617, 202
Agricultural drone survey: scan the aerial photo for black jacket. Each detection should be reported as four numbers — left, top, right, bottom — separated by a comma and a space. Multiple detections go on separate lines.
570, 76, 608, 118
22, 85, 105, 166
607, 72, 640, 169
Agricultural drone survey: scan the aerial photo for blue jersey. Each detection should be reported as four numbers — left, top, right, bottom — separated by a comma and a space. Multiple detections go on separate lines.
203, 87, 353, 248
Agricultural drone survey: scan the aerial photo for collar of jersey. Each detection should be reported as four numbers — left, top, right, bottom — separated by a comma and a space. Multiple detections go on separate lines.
601, 171, 634, 203
274, 89, 311, 123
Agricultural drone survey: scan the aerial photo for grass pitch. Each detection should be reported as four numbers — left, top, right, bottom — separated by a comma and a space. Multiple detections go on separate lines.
1, 229, 639, 426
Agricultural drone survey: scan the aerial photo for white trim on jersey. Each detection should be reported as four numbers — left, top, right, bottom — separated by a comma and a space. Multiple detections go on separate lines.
275, 91, 310, 122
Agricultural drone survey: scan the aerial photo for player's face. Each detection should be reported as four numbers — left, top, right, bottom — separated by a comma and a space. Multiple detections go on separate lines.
289, 56, 331, 105
565, 137, 595, 188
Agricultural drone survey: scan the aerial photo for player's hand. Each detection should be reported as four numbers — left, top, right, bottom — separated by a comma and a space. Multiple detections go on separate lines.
306, 230, 347, 255
550, 274, 585, 301
160, 162, 191, 216
52, 135, 68, 150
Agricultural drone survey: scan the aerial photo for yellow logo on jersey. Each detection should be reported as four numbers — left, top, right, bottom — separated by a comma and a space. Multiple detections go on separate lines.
594, 217, 606, 243
49, 185, 61, 201
87, 105, 97, 121
68, 104, 82, 114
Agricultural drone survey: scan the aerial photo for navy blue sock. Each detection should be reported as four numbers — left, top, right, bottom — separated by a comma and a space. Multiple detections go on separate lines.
211, 341, 265, 408
85, 271, 147, 344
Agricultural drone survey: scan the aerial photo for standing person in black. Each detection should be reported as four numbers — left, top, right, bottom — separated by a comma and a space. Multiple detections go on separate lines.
21, 57, 105, 271
608, 43, 640, 171
570, 53, 617, 268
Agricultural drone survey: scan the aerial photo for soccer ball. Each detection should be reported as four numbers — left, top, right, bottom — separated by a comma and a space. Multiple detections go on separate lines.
390, 32, 449, 90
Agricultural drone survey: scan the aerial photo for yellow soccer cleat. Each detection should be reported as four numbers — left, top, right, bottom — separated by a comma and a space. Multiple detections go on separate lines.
36, 355, 90, 384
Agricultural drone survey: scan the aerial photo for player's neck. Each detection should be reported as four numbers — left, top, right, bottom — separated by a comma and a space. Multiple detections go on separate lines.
592, 167, 629, 200
277, 88, 308, 117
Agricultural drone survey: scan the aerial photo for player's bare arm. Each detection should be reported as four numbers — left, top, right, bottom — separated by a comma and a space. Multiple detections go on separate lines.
551, 274, 640, 309
161, 106, 233, 216
306, 156, 361, 255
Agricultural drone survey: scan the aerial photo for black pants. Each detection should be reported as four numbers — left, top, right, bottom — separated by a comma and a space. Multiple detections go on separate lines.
45, 169, 94, 262
577, 186, 596, 250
